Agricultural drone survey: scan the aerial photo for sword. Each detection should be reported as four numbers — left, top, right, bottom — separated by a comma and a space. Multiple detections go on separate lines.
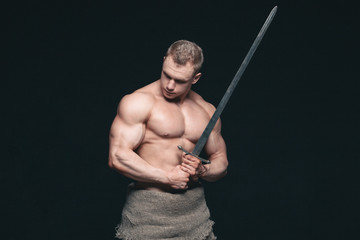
178, 6, 278, 164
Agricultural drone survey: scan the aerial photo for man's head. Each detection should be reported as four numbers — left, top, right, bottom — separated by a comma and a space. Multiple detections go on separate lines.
165, 40, 204, 75
160, 40, 203, 101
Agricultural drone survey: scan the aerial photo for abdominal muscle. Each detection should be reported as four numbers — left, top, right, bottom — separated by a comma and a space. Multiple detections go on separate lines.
134, 137, 199, 193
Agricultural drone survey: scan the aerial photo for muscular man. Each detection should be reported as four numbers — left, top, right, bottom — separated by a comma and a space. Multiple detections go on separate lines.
109, 40, 228, 239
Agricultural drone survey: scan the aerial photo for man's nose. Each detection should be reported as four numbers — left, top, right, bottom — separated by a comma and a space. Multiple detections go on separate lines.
166, 80, 175, 91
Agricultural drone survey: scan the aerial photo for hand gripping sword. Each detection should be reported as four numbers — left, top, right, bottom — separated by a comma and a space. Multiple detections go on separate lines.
178, 6, 278, 164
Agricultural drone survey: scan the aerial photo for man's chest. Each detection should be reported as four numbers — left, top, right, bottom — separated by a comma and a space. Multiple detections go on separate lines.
146, 101, 210, 143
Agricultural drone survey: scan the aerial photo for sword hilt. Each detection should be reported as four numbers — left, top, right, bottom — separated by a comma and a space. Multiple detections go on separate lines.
177, 146, 211, 164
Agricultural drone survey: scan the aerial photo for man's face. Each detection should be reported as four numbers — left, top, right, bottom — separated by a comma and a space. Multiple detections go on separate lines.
160, 56, 201, 101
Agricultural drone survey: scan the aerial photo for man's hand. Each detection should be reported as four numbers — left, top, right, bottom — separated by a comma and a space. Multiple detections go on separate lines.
167, 165, 190, 189
180, 153, 207, 182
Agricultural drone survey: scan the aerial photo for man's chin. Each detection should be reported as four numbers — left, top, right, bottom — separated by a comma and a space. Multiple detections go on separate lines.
164, 95, 176, 100
163, 93, 180, 102
163, 91, 176, 98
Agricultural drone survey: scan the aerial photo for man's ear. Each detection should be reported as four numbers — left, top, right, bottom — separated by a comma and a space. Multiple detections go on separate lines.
192, 72, 202, 85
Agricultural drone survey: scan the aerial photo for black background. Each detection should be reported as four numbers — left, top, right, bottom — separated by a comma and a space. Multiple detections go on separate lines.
3, 0, 359, 239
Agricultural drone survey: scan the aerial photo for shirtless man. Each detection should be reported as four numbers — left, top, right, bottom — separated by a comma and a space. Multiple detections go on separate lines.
109, 40, 228, 239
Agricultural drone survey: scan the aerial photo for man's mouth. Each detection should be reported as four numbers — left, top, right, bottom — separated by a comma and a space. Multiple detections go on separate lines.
164, 89, 174, 95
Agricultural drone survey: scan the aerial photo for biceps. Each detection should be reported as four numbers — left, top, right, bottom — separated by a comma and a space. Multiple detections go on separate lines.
205, 132, 227, 157
109, 116, 145, 150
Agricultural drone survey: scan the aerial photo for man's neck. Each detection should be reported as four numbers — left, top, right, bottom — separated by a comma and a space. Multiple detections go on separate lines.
165, 90, 192, 105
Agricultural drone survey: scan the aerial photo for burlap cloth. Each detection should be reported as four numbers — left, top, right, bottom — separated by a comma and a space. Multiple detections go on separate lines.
115, 183, 216, 240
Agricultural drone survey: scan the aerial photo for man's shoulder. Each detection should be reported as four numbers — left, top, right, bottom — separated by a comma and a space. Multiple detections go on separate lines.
189, 90, 216, 114
117, 84, 157, 122
120, 92, 154, 109
122, 82, 157, 105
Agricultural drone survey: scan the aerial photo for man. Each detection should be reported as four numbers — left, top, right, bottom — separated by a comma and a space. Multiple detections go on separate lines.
109, 40, 228, 239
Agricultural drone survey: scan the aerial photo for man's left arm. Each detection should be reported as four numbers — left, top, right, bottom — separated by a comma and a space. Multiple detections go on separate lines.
200, 118, 228, 181
181, 119, 228, 182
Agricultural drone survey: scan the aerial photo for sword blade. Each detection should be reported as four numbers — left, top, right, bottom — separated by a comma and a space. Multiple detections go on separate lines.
180, 6, 278, 163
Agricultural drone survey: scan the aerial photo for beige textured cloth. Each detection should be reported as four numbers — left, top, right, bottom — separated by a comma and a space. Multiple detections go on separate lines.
115, 184, 216, 240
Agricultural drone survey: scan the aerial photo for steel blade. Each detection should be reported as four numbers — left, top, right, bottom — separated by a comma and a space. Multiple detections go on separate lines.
180, 6, 278, 162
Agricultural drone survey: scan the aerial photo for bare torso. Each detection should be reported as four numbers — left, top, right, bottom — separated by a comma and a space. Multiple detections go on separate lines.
109, 57, 228, 192
134, 81, 213, 191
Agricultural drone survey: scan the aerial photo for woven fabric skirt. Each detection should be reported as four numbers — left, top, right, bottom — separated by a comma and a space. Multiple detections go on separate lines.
115, 184, 216, 240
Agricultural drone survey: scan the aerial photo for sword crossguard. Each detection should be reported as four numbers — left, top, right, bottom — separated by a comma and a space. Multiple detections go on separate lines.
177, 146, 211, 164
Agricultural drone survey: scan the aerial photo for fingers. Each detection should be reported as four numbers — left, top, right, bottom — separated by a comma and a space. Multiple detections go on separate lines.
168, 165, 194, 190
180, 164, 195, 175
181, 153, 201, 176
173, 174, 189, 189
179, 183, 188, 189
183, 158, 200, 167
182, 153, 201, 166
179, 167, 191, 178
182, 152, 200, 161
174, 184, 188, 190
180, 165, 200, 183
170, 181, 188, 190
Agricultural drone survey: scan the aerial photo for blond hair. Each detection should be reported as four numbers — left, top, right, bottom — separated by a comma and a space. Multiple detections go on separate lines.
165, 40, 204, 74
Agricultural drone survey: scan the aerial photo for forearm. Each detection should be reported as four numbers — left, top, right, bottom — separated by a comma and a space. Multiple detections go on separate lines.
200, 154, 228, 182
109, 148, 168, 184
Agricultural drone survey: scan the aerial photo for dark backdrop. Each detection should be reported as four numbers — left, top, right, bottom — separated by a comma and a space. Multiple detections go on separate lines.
3, 0, 359, 239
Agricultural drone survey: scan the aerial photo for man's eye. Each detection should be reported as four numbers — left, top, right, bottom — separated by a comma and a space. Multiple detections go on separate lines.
176, 80, 186, 84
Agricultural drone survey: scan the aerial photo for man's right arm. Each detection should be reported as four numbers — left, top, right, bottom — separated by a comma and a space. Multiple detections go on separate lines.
108, 92, 189, 189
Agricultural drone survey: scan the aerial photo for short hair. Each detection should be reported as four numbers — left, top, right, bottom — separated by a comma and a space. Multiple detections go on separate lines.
165, 40, 204, 74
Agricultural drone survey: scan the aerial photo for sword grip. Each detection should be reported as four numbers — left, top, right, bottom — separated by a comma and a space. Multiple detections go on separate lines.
177, 146, 211, 164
